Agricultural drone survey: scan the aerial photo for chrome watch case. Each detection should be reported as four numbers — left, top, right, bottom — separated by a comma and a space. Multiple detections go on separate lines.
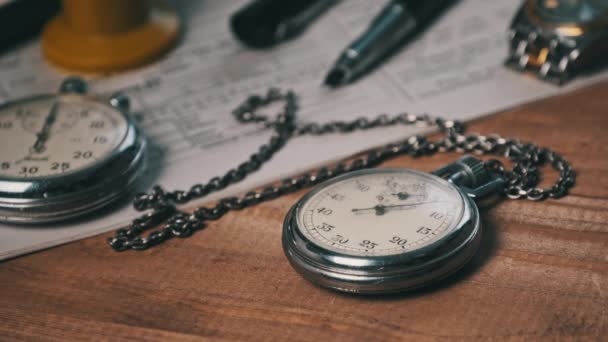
282, 156, 503, 294
506, 0, 608, 84
0, 78, 146, 224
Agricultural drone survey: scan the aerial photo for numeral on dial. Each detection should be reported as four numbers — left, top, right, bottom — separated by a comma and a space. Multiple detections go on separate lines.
330, 193, 345, 201
359, 240, 378, 249
90, 120, 105, 129
389, 236, 408, 245
331, 235, 349, 244
73, 151, 93, 159
93, 136, 107, 144
429, 211, 444, 220
317, 222, 334, 232
51, 162, 71, 172
316, 207, 333, 215
356, 181, 370, 192
417, 227, 432, 235
19, 166, 39, 175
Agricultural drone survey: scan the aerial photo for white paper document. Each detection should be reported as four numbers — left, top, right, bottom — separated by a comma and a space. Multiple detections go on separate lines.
0, 0, 606, 260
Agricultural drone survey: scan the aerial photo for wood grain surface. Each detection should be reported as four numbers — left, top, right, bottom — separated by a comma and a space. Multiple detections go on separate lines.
1, 82, 607, 341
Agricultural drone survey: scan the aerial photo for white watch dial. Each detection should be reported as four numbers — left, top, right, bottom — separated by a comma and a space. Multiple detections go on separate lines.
296, 170, 465, 256
0, 95, 128, 179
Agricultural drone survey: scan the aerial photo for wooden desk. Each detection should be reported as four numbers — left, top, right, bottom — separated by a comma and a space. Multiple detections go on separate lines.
1, 82, 607, 341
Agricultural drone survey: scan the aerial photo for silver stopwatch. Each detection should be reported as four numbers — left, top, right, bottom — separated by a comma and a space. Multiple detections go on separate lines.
101, 87, 573, 297
0, 77, 146, 223
283, 156, 504, 294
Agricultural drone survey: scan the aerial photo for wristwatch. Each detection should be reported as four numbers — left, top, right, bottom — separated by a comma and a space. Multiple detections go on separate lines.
505, 0, 608, 84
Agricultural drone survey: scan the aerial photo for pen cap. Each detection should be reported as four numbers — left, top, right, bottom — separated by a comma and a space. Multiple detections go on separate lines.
399, 0, 457, 23
0, 0, 59, 52
230, 0, 337, 48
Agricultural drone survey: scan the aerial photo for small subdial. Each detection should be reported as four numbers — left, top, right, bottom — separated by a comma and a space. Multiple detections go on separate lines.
375, 177, 429, 206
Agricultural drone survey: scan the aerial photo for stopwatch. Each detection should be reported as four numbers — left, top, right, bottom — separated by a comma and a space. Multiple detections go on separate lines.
102, 89, 576, 294
106, 88, 573, 296
282, 156, 504, 294
0, 77, 146, 223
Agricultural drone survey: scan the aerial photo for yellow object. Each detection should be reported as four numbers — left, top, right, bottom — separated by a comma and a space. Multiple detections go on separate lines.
42, 0, 180, 73
527, 47, 549, 67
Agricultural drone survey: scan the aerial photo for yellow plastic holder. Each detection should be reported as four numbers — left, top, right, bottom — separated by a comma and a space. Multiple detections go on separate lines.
42, 0, 180, 74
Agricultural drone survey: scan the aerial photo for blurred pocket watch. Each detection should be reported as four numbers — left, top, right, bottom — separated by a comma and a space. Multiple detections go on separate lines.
506, 0, 608, 84
0, 77, 146, 223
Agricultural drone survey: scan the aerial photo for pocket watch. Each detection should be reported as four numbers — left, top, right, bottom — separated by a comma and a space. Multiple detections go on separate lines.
282, 157, 502, 294
0, 77, 146, 223
108, 89, 574, 294
506, 0, 608, 84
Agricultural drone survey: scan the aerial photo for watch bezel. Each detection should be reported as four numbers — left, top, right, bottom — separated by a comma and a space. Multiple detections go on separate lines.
282, 168, 482, 294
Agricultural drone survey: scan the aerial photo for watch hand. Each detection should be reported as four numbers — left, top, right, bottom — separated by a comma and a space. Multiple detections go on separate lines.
31, 101, 59, 154
351, 201, 441, 215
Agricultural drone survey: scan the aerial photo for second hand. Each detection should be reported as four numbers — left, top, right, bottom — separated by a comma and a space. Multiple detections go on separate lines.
351, 201, 442, 216
30, 101, 60, 154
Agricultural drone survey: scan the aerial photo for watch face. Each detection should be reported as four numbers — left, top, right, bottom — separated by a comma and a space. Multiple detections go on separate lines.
295, 169, 465, 257
536, 0, 608, 23
0, 94, 129, 179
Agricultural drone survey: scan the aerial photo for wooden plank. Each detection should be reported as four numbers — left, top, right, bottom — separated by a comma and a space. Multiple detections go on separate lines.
1, 82, 607, 341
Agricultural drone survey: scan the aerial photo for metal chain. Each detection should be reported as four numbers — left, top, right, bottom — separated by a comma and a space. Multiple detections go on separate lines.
108, 89, 575, 251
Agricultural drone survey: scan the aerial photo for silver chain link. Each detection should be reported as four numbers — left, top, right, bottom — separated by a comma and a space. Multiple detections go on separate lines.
108, 89, 575, 251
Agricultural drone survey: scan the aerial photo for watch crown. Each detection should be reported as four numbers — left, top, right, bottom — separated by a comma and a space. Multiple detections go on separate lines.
109, 92, 131, 112
432, 155, 490, 189
59, 77, 88, 94
454, 155, 491, 188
